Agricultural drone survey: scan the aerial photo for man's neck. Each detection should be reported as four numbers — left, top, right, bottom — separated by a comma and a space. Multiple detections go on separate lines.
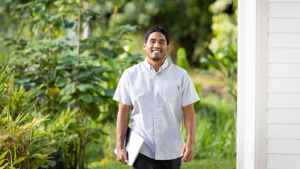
146, 57, 165, 72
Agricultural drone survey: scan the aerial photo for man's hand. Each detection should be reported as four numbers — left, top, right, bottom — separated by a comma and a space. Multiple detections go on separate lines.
117, 148, 128, 165
181, 142, 195, 163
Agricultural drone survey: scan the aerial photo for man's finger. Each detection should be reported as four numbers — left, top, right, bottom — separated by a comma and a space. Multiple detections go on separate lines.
185, 152, 192, 162
181, 151, 189, 162
183, 150, 193, 163
181, 147, 186, 157
117, 153, 127, 165
124, 151, 128, 163
186, 151, 194, 162
122, 154, 128, 165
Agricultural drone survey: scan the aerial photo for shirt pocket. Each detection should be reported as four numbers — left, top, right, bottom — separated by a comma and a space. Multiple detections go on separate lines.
163, 84, 180, 102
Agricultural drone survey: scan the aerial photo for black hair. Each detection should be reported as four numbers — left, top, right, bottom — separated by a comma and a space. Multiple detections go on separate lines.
144, 27, 170, 45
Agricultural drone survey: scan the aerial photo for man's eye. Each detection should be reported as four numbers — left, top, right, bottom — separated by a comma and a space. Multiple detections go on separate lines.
160, 42, 164, 44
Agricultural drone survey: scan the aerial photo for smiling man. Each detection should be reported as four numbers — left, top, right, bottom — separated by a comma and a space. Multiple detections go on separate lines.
113, 27, 200, 169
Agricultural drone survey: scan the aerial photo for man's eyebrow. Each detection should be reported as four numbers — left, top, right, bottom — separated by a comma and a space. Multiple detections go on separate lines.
149, 38, 166, 41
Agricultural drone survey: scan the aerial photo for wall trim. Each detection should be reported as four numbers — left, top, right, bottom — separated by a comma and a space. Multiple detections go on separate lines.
237, 0, 246, 167
255, 0, 268, 168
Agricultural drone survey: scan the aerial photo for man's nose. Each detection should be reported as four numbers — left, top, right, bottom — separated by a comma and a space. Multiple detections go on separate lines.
154, 42, 160, 47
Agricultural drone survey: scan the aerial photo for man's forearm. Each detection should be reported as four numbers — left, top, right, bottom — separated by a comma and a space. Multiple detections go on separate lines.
184, 113, 196, 143
183, 104, 196, 143
116, 103, 130, 149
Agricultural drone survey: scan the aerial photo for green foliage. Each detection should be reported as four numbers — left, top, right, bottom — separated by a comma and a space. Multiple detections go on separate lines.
0, 67, 56, 169
208, 0, 237, 52
177, 48, 190, 73
0, 0, 142, 168
182, 94, 236, 159
198, 44, 237, 102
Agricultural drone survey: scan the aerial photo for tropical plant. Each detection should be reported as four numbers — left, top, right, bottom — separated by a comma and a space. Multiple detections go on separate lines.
0, 67, 56, 169
197, 44, 237, 102
0, 0, 142, 168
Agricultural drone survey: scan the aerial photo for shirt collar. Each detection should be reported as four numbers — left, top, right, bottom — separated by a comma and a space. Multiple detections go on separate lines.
143, 57, 170, 72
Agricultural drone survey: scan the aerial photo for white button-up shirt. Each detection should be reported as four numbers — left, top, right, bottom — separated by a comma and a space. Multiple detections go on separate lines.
113, 58, 200, 160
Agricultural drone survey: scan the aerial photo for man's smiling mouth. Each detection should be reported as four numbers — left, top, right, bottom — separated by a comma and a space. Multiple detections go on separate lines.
151, 49, 162, 53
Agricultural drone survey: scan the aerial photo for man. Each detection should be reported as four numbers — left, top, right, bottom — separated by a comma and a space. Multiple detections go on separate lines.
113, 27, 200, 169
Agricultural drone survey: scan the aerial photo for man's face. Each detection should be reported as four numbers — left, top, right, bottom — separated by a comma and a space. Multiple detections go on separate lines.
143, 32, 170, 61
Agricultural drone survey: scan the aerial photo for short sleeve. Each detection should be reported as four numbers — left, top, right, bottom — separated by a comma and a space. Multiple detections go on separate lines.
181, 71, 200, 107
113, 70, 132, 106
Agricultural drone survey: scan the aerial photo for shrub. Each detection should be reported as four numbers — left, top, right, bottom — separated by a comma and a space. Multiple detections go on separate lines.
0, 67, 56, 168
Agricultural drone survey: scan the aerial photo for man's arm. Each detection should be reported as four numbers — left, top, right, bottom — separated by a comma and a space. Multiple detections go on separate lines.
181, 103, 196, 163
116, 103, 131, 165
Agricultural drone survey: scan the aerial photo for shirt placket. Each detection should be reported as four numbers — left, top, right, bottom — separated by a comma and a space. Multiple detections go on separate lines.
153, 74, 161, 158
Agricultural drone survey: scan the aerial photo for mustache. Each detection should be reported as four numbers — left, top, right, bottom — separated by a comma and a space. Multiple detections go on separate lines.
151, 49, 162, 52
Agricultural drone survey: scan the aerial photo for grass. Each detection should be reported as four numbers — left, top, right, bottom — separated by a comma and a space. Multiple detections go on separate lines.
88, 158, 236, 169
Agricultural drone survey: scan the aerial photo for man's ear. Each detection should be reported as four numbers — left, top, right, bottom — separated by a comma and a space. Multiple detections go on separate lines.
167, 45, 170, 53
143, 42, 146, 51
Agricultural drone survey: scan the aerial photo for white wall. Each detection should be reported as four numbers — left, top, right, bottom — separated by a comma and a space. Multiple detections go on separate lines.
238, 0, 300, 168
267, 0, 300, 168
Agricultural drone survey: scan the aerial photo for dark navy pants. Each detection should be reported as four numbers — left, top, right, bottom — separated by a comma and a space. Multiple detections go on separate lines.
132, 153, 182, 169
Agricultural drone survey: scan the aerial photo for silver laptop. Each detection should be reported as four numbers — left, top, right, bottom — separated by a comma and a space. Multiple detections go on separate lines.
114, 127, 144, 166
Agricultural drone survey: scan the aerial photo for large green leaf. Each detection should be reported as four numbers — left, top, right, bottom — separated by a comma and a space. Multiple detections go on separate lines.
76, 83, 94, 92
113, 48, 125, 55
193, 83, 201, 112
25, 64, 39, 72
55, 77, 71, 87
94, 86, 105, 92
92, 96, 104, 103
79, 94, 93, 103
88, 53, 99, 60
104, 88, 115, 97
201, 57, 221, 71
13, 157, 25, 165
227, 45, 237, 61
0, 159, 7, 166
60, 95, 73, 103
100, 48, 113, 58
89, 103, 101, 120
0, 151, 8, 160
73, 72, 90, 79
48, 70, 56, 81
177, 47, 189, 73
60, 83, 76, 95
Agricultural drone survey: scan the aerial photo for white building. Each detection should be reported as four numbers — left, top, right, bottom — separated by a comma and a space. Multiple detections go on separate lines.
237, 0, 300, 168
